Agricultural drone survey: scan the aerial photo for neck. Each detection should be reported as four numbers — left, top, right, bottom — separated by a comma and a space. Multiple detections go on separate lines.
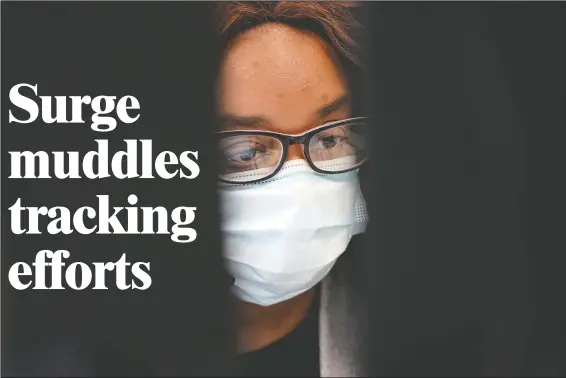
235, 288, 316, 354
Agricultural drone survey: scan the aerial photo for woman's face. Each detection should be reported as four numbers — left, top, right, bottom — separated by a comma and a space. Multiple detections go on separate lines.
217, 23, 351, 163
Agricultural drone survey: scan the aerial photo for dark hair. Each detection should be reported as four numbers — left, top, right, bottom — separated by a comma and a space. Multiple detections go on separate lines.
215, 1, 361, 65
214, 1, 364, 113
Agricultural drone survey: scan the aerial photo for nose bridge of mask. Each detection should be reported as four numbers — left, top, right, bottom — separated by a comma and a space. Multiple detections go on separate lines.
275, 157, 359, 180
219, 163, 360, 234
218, 160, 312, 188
218, 156, 360, 188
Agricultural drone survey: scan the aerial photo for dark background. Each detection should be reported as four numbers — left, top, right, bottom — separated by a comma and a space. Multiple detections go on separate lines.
2, 2, 565, 377
2, 2, 234, 376
362, 2, 565, 376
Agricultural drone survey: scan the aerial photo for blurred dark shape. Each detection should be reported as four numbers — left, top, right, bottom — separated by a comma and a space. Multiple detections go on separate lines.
361, 2, 565, 376
1, 2, 235, 376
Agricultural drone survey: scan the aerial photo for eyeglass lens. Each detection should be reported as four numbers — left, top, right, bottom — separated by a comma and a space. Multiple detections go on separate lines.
218, 121, 367, 183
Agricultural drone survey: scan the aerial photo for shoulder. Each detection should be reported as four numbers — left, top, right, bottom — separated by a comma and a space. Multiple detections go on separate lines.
319, 234, 368, 376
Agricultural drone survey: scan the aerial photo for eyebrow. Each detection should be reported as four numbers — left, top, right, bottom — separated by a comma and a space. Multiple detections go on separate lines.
219, 115, 267, 129
317, 94, 350, 118
219, 93, 351, 129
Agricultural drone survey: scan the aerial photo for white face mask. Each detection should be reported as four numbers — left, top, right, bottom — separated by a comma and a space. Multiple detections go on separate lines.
219, 158, 369, 307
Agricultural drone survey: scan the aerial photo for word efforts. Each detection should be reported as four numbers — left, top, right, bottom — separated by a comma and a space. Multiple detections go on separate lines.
8, 250, 151, 291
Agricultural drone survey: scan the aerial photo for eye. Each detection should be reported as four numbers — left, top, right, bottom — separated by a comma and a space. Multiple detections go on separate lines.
311, 129, 349, 150
319, 135, 344, 148
225, 143, 267, 163
217, 134, 284, 176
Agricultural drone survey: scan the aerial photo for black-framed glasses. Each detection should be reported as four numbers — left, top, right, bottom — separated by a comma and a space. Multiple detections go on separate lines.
216, 117, 368, 184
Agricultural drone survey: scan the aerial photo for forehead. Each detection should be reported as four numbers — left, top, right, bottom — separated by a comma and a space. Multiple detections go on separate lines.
217, 23, 348, 131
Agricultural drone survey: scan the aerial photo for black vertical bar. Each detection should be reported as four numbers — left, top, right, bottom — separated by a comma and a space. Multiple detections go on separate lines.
362, 2, 565, 376
1, 2, 234, 376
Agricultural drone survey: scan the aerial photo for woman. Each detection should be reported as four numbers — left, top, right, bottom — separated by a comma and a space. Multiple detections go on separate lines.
215, 2, 368, 376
